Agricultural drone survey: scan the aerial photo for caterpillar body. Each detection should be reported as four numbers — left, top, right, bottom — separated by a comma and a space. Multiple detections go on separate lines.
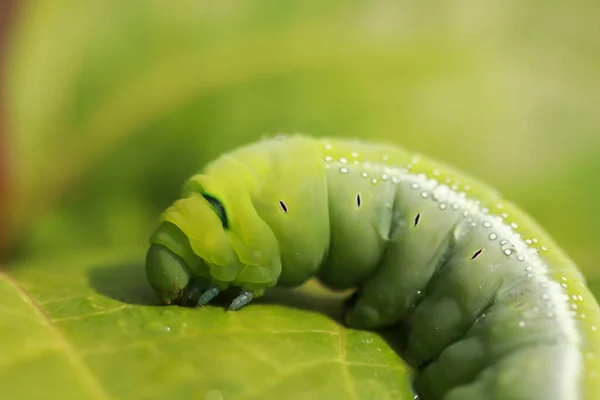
146, 134, 600, 400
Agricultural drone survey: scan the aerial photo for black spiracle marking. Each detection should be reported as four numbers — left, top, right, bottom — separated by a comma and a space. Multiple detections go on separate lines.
471, 249, 483, 260
279, 200, 288, 213
414, 213, 421, 227
202, 194, 229, 229
356, 194, 362, 208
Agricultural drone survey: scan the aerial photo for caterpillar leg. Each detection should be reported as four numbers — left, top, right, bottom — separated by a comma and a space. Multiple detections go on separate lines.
193, 286, 256, 310
343, 201, 459, 329
197, 286, 221, 306
229, 290, 254, 311
180, 280, 207, 307
343, 234, 450, 330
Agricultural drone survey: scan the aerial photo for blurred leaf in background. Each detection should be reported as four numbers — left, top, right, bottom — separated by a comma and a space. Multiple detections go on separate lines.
1, 0, 600, 399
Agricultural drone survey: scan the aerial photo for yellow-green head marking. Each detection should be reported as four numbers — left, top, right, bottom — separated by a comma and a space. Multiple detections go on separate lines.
146, 135, 330, 309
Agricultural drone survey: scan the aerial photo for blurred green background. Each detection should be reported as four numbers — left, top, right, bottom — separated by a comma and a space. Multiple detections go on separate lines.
1, 1, 600, 399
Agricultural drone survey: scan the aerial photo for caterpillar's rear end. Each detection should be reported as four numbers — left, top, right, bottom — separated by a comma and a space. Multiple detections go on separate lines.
146, 134, 600, 399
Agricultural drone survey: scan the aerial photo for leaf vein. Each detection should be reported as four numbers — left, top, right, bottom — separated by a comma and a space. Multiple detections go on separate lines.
337, 325, 359, 400
0, 271, 113, 400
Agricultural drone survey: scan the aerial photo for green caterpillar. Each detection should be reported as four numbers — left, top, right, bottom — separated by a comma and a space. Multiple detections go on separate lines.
146, 134, 600, 399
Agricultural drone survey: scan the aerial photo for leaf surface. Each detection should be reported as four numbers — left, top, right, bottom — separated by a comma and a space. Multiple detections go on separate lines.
0, 249, 413, 400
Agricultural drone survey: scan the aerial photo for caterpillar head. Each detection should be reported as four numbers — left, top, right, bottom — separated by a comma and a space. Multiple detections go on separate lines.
145, 171, 282, 309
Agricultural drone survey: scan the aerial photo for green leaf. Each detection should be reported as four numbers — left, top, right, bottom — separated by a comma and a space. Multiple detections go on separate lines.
0, 248, 414, 400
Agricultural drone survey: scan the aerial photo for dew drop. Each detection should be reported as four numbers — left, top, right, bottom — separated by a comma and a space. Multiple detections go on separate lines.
145, 321, 172, 333
205, 390, 224, 400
